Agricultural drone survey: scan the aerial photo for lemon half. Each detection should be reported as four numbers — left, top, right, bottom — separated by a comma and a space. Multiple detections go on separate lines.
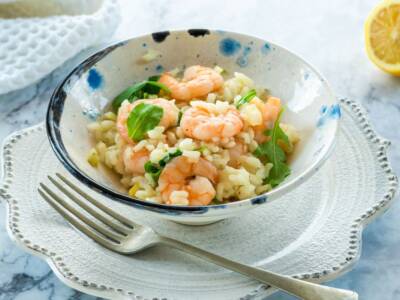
365, 0, 400, 75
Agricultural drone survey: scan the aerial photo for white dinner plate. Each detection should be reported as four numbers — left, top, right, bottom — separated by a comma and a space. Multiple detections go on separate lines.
0, 99, 397, 300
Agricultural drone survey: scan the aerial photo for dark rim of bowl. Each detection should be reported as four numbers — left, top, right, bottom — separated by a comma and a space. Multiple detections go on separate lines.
46, 33, 225, 214
46, 29, 338, 214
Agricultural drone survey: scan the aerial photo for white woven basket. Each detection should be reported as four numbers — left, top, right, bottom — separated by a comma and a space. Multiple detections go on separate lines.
0, 0, 120, 94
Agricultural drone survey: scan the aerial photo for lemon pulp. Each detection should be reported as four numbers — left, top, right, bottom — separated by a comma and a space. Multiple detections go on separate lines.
365, 1, 400, 75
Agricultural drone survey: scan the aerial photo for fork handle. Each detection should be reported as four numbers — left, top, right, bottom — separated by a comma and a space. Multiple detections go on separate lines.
159, 236, 358, 300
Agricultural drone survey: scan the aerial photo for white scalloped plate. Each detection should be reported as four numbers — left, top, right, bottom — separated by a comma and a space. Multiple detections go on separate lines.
0, 99, 398, 300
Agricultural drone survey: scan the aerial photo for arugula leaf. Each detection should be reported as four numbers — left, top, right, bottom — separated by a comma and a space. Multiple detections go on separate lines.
142, 81, 170, 95
264, 125, 290, 148
159, 149, 182, 167
144, 149, 183, 183
127, 103, 163, 142
236, 89, 257, 108
254, 110, 291, 187
177, 110, 183, 125
148, 75, 161, 82
144, 161, 162, 183
254, 141, 286, 163
112, 75, 170, 110
255, 141, 290, 186
144, 161, 160, 173
268, 161, 290, 186
112, 82, 147, 110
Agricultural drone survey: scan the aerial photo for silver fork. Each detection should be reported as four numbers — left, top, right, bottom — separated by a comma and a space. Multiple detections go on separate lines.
38, 173, 358, 300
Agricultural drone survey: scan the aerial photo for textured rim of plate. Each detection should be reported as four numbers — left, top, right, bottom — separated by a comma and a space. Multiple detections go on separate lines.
0, 98, 398, 300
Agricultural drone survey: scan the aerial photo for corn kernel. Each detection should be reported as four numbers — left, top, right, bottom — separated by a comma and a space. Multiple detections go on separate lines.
87, 148, 99, 167
128, 183, 141, 197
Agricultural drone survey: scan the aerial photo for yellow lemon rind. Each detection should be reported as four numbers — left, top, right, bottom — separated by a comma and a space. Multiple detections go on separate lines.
364, 1, 400, 76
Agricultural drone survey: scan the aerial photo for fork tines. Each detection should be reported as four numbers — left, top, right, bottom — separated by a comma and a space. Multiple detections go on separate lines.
38, 173, 134, 249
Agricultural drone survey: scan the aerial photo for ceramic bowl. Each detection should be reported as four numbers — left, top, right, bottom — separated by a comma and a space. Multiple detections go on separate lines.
47, 29, 340, 225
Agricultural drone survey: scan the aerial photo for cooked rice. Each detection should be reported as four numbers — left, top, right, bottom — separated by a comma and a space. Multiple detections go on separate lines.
87, 67, 300, 205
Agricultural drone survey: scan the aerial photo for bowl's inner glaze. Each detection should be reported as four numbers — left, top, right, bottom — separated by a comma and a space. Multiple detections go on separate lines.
49, 30, 339, 207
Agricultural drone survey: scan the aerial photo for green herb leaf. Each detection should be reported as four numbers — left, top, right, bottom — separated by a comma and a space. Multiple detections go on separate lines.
264, 126, 290, 148
144, 149, 183, 183
177, 110, 183, 125
112, 75, 170, 110
254, 141, 290, 186
144, 161, 159, 173
112, 82, 147, 110
159, 149, 182, 167
254, 110, 291, 187
127, 103, 163, 142
196, 145, 208, 154
236, 89, 257, 108
254, 141, 286, 162
148, 75, 161, 82
142, 81, 170, 95
144, 161, 162, 183
268, 161, 290, 186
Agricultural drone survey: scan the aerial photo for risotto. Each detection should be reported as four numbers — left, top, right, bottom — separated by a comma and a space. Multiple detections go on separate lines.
87, 65, 300, 206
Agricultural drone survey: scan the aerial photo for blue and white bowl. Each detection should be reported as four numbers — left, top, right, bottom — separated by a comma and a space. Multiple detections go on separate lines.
47, 29, 340, 225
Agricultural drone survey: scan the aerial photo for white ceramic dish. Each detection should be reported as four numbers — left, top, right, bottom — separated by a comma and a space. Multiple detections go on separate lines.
1, 99, 397, 299
46, 30, 340, 224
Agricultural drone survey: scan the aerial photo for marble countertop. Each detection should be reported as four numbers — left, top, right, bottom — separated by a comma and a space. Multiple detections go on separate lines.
0, 0, 399, 299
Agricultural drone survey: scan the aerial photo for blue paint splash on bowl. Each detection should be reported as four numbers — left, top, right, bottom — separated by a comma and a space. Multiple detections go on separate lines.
236, 46, 251, 67
331, 104, 341, 117
87, 68, 103, 90
82, 108, 100, 121
317, 104, 341, 127
261, 43, 271, 55
219, 38, 241, 56
210, 204, 227, 210
155, 64, 164, 72
251, 195, 267, 205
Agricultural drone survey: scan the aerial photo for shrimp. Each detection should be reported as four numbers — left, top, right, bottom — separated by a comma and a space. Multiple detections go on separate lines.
180, 101, 243, 141
158, 156, 218, 206
117, 98, 179, 143
121, 146, 149, 174
251, 96, 282, 143
228, 142, 248, 168
159, 65, 223, 101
